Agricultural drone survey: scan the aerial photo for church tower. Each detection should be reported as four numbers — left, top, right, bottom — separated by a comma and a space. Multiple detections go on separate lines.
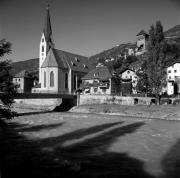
39, 4, 54, 84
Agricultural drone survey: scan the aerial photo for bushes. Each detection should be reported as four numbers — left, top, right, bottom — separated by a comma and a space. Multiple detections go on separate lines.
173, 99, 180, 105
0, 107, 18, 119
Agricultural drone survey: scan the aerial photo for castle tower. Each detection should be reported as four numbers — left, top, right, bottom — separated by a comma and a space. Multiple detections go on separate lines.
39, 4, 54, 84
136, 30, 149, 55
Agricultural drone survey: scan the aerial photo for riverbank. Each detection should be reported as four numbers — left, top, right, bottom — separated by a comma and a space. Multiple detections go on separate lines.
70, 104, 180, 120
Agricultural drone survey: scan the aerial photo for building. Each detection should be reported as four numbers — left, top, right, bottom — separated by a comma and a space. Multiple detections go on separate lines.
81, 63, 120, 95
13, 70, 34, 93
33, 5, 93, 94
135, 30, 149, 56
166, 62, 180, 95
120, 68, 138, 95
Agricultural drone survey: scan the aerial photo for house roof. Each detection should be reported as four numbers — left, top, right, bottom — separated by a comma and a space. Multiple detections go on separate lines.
136, 30, 149, 37
41, 48, 93, 72
119, 68, 135, 74
165, 56, 180, 68
14, 70, 32, 78
166, 61, 180, 68
82, 65, 112, 80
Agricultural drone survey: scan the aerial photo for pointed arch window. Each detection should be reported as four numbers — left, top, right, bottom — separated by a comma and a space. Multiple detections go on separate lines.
50, 71, 54, 87
65, 73, 68, 89
73, 75, 77, 90
42, 46, 44, 52
44, 71, 46, 88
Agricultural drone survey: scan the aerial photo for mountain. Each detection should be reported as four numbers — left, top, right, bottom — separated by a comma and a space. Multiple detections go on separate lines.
164, 25, 180, 38
89, 43, 136, 65
11, 58, 39, 77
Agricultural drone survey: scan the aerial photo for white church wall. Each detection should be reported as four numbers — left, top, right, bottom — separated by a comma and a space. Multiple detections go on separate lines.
39, 33, 47, 84
58, 69, 69, 93
41, 67, 58, 93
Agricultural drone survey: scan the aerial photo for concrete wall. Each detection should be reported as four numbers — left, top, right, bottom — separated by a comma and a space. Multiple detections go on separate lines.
79, 94, 153, 106
15, 98, 62, 110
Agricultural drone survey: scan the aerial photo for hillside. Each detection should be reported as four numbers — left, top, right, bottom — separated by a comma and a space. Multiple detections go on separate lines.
164, 25, 180, 38
12, 58, 39, 76
89, 43, 136, 65
89, 24, 180, 65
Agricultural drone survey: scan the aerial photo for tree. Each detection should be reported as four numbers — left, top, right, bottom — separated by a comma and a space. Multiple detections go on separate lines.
0, 39, 16, 109
146, 21, 167, 104
136, 58, 151, 96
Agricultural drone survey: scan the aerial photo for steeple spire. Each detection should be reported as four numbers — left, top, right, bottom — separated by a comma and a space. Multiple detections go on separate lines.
43, 4, 53, 48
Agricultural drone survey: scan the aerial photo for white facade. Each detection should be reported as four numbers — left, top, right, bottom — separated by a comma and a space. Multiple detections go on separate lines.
121, 69, 138, 94
166, 63, 180, 95
121, 69, 136, 80
83, 79, 112, 95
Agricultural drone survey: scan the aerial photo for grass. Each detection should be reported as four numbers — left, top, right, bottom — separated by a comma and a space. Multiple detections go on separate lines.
1, 107, 180, 178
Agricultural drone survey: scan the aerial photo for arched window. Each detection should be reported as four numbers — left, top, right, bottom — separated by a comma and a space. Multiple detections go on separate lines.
44, 71, 46, 88
73, 75, 77, 90
50, 71, 54, 87
65, 73, 68, 89
42, 46, 44, 52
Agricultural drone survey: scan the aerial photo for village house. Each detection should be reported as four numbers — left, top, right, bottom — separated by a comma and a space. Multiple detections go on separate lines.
32, 5, 93, 94
120, 68, 138, 95
166, 62, 180, 95
81, 63, 120, 95
13, 70, 34, 93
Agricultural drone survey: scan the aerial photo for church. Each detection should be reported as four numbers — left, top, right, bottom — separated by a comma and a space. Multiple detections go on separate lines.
33, 5, 93, 94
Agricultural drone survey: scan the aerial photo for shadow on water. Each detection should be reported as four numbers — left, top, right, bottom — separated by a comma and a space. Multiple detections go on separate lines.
0, 119, 156, 178
160, 139, 180, 178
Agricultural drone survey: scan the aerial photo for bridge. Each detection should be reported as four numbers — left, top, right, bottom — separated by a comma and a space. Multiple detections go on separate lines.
0, 92, 79, 111
13, 93, 77, 99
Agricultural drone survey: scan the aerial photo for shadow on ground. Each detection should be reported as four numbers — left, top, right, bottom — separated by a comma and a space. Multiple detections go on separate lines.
0, 118, 156, 178
160, 139, 180, 178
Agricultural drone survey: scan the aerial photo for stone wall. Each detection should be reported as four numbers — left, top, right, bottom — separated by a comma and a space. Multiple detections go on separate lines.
79, 94, 154, 106
15, 98, 62, 110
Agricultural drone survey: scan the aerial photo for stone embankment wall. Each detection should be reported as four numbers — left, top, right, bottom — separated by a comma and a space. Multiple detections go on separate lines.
79, 94, 154, 106
15, 98, 62, 110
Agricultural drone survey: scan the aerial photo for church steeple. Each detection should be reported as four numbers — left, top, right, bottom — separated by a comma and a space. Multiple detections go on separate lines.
43, 4, 54, 51
39, 4, 54, 84
43, 4, 53, 48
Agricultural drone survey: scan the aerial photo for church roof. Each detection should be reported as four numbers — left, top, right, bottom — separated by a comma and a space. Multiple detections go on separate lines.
82, 65, 112, 80
41, 48, 68, 68
41, 48, 93, 72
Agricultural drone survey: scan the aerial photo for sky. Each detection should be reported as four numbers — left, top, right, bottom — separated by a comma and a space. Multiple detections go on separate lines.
1, 0, 180, 62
